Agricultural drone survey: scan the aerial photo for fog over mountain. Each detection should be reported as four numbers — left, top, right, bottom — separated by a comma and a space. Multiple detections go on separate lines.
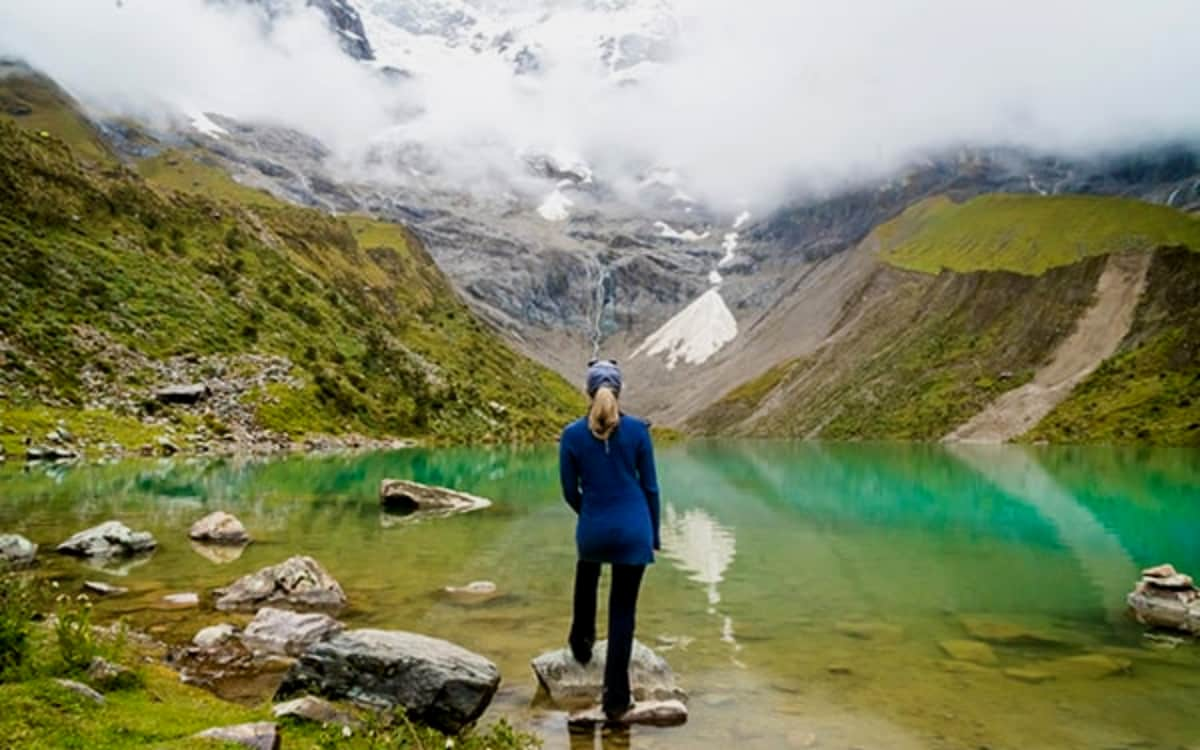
3, 0, 1199, 210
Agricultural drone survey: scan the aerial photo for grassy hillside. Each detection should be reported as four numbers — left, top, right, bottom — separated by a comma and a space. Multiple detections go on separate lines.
0, 114, 582, 452
1026, 247, 1200, 445
879, 194, 1200, 275
692, 191, 1200, 444
689, 259, 1106, 440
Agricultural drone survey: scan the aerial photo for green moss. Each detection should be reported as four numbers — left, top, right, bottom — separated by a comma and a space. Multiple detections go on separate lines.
879, 194, 1200, 275
0, 407, 168, 459
1027, 247, 1200, 445
0, 108, 581, 447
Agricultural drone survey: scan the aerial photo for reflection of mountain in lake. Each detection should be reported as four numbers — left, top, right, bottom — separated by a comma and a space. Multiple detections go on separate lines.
660, 505, 736, 607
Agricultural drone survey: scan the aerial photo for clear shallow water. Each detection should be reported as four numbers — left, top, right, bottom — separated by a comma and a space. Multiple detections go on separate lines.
2, 441, 1200, 750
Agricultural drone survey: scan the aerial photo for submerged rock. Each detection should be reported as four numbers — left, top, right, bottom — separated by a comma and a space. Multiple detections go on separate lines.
56, 521, 157, 559
531, 640, 686, 707
194, 722, 279, 750
939, 639, 999, 666
567, 699, 689, 727
276, 629, 501, 734
1128, 563, 1200, 634
241, 607, 343, 657
379, 479, 491, 515
834, 621, 905, 642
442, 580, 503, 605
213, 556, 346, 612
0, 533, 37, 567
957, 615, 1066, 646
189, 512, 251, 545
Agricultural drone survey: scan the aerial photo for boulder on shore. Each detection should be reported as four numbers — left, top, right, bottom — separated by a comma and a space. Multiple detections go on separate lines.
213, 556, 346, 612
531, 640, 686, 707
1127, 563, 1200, 634
379, 479, 491, 515
56, 521, 157, 559
272, 695, 359, 728
241, 607, 344, 657
276, 628, 501, 734
0, 534, 38, 567
189, 512, 251, 545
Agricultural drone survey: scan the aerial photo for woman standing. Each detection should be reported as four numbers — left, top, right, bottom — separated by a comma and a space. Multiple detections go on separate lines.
558, 359, 661, 720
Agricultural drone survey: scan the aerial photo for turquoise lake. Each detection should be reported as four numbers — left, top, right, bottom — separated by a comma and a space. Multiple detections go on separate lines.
2, 441, 1199, 749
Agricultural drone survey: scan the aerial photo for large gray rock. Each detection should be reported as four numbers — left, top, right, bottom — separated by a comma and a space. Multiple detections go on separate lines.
379, 479, 491, 515
194, 722, 279, 750
56, 521, 157, 559
241, 607, 343, 657
276, 629, 501, 734
1128, 563, 1200, 634
189, 512, 251, 545
0, 534, 37, 567
213, 556, 346, 612
531, 640, 686, 707
155, 383, 210, 405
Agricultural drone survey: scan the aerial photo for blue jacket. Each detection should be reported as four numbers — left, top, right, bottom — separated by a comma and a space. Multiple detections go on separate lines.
559, 415, 661, 566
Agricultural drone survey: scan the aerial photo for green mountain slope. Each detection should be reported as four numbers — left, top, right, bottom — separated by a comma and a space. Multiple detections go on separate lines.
691, 194, 1200, 445
879, 194, 1200, 275
0, 117, 582, 453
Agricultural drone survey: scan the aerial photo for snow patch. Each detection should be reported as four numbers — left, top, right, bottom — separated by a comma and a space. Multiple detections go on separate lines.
632, 288, 738, 370
187, 110, 227, 137
717, 232, 739, 268
708, 269, 723, 285
655, 221, 710, 242
733, 210, 751, 230
537, 188, 573, 221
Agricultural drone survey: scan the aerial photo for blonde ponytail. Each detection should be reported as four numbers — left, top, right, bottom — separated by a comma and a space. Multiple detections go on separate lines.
588, 386, 620, 440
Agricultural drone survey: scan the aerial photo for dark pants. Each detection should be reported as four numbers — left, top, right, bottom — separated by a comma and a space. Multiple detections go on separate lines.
569, 560, 646, 713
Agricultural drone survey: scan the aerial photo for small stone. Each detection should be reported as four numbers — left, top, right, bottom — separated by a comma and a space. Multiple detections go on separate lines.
87, 657, 134, 690
54, 678, 105, 705
157, 436, 179, 456
189, 512, 251, 545
568, 699, 688, 727
83, 581, 129, 596
939, 639, 999, 666
194, 722, 279, 750
194, 623, 240, 649
0, 534, 38, 567
937, 659, 991, 675
531, 640, 686, 706
826, 665, 852, 675
1004, 667, 1055, 684
241, 607, 343, 657
162, 592, 200, 608
272, 695, 359, 727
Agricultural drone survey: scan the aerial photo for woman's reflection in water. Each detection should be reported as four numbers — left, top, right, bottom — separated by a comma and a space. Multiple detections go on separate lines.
569, 723, 632, 750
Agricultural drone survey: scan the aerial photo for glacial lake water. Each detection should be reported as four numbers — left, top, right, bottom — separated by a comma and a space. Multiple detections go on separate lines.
2, 441, 1200, 750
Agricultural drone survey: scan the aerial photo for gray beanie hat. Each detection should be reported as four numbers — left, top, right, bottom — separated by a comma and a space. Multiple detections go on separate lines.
586, 359, 622, 398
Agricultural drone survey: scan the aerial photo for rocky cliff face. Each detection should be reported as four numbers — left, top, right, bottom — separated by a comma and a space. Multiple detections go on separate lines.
240, 0, 374, 60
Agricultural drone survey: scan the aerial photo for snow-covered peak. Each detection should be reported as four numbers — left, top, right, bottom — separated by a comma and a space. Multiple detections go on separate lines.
632, 288, 738, 370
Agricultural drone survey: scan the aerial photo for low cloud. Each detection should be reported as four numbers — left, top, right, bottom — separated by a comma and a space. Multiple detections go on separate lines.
3, 0, 1199, 211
